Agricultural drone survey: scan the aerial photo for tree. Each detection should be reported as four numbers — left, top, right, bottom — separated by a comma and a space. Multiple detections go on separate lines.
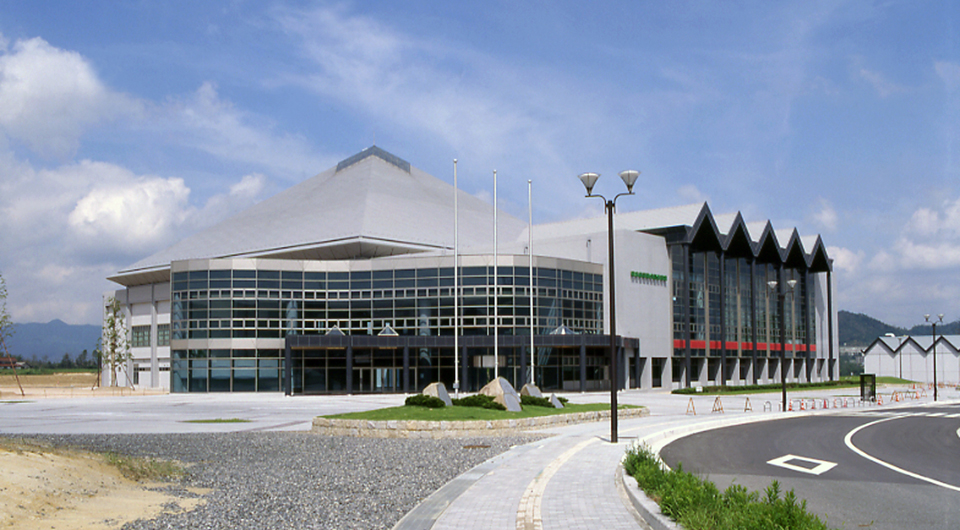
102, 296, 131, 387
0, 272, 24, 396
59, 352, 74, 369
76, 349, 90, 369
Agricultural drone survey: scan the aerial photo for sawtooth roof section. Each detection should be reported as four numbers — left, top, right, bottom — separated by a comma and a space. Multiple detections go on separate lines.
782, 230, 808, 269
806, 236, 832, 273
712, 212, 739, 237
723, 213, 755, 258
686, 203, 723, 252
526, 202, 705, 243
112, 146, 527, 286
754, 222, 783, 264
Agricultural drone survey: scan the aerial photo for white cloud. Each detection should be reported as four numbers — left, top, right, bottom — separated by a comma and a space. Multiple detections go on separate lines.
905, 206, 941, 237
857, 67, 905, 98
810, 198, 838, 232
0, 35, 139, 157
150, 82, 330, 180
68, 175, 191, 253
0, 153, 268, 324
935, 60, 960, 92
677, 184, 707, 204
827, 245, 863, 274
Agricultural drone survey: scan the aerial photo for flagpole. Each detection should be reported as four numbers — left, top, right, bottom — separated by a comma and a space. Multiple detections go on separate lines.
493, 169, 499, 381
453, 159, 460, 397
528, 179, 536, 386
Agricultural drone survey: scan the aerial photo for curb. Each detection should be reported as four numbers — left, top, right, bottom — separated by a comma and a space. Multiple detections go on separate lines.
313, 407, 649, 438
617, 463, 680, 530
616, 398, 947, 529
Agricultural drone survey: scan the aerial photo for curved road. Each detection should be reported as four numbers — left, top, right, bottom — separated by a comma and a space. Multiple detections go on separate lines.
660, 403, 960, 529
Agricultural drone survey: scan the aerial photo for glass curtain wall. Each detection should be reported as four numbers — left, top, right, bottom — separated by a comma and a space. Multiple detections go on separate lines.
171, 264, 602, 392
669, 242, 815, 387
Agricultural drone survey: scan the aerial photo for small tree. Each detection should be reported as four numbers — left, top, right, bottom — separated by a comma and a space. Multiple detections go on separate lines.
0, 272, 24, 396
102, 296, 131, 387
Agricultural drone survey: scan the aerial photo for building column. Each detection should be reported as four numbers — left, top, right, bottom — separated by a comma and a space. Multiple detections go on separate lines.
721, 252, 730, 386
580, 343, 587, 393
284, 340, 292, 396
150, 284, 159, 388
402, 345, 410, 393
827, 270, 835, 381
346, 342, 353, 394
749, 259, 758, 385
520, 345, 528, 389
461, 345, 469, 392
634, 345, 642, 389
683, 245, 692, 388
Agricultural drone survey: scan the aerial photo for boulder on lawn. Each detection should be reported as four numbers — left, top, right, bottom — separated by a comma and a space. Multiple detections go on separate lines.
422, 382, 452, 407
549, 393, 564, 409
520, 383, 543, 398
480, 377, 522, 412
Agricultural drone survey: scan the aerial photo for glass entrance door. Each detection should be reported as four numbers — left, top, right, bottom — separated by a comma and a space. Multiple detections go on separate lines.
353, 368, 398, 392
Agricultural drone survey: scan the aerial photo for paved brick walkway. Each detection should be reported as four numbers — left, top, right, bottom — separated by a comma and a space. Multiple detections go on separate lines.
395, 386, 946, 530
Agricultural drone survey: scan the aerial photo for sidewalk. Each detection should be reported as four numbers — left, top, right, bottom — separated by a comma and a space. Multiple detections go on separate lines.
394, 384, 955, 530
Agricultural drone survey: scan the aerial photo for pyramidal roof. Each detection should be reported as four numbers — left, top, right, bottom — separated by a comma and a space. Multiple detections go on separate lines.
112, 146, 526, 286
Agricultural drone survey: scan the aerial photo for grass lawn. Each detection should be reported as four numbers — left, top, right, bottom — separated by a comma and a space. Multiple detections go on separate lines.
672, 376, 917, 396
324, 402, 639, 421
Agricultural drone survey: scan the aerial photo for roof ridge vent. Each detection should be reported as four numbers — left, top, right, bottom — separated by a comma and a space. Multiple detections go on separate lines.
336, 145, 411, 173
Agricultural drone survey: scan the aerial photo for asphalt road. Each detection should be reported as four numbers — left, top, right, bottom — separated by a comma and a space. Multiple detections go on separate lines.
660, 403, 960, 530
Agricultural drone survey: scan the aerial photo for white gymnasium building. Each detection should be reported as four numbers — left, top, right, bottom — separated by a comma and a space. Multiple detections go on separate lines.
105, 146, 839, 393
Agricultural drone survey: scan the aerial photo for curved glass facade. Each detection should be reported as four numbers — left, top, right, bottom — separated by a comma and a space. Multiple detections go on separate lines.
170, 257, 604, 392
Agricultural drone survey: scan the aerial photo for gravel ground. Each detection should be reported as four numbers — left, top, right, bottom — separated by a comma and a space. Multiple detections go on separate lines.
23, 432, 543, 530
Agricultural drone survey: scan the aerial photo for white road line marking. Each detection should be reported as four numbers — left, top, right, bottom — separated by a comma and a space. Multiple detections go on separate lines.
945, 413, 960, 418
925, 412, 947, 417
844, 416, 960, 492
767, 454, 837, 475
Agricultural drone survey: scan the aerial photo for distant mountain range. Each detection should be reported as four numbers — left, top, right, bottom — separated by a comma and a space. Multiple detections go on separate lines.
4, 320, 101, 363
838, 310, 960, 346
2, 312, 953, 361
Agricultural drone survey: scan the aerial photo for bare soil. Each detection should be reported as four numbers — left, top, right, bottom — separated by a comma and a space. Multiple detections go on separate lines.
0, 439, 203, 529
0, 372, 167, 398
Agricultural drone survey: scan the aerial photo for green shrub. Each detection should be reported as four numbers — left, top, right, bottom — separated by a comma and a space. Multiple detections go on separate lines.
451, 393, 506, 411
558, 396, 569, 405
623, 444, 833, 530
672, 379, 854, 395
404, 394, 446, 408
520, 394, 554, 408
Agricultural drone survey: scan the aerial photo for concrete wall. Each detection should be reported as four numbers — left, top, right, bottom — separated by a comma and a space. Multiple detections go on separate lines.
102, 283, 170, 389
529, 228, 673, 389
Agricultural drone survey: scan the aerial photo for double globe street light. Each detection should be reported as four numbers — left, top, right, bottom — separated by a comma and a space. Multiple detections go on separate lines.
767, 278, 797, 413
924, 313, 943, 402
579, 170, 639, 444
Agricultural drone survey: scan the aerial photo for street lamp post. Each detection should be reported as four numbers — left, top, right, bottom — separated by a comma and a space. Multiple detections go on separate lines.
767, 278, 797, 412
924, 314, 943, 401
579, 170, 638, 444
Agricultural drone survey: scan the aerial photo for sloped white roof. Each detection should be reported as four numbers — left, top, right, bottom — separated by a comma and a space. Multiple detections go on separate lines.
113, 146, 526, 285
526, 203, 705, 241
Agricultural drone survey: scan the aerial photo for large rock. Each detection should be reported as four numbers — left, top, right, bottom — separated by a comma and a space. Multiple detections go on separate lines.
549, 393, 564, 409
422, 382, 452, 407
480, 377, 522, 412
520, 383, 543, 398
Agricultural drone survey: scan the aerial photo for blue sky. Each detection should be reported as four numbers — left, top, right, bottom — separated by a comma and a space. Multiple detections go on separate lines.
0, 1, 959, 328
